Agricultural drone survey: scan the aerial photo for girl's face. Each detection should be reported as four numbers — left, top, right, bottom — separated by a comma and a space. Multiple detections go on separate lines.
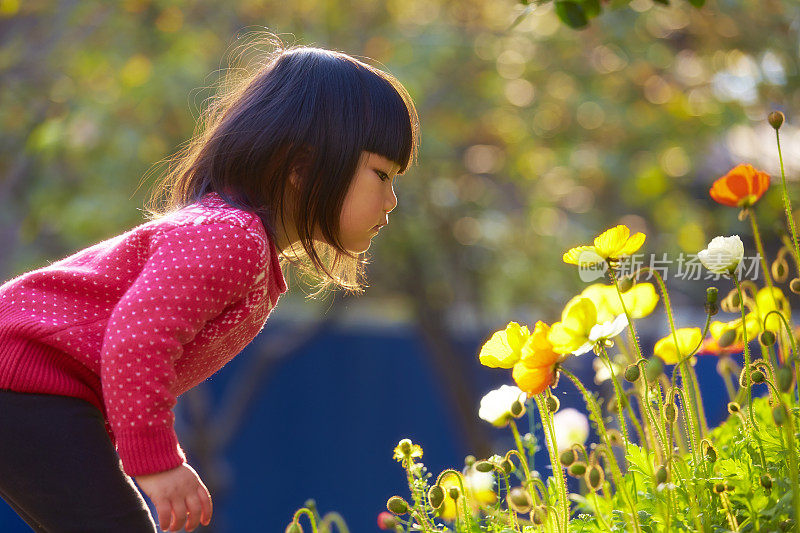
338, 152, 400, 253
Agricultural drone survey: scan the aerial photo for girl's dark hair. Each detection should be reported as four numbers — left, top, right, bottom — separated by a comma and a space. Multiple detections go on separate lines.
144, 36, 419, 293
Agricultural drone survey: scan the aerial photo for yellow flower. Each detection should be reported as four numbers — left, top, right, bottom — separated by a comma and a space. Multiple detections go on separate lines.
437, 468, 496, 521
755, 287, 791, 333
575, 283, 659, 323
654, 328, 703, 364
548, 298, 597, 355
563, 225, 646, 266
479, 322, 531, 369
512, 321, 560, 396
615, 283, 659, 319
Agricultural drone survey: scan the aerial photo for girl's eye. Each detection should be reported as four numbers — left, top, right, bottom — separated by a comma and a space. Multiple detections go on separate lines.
376, 170, 390, 182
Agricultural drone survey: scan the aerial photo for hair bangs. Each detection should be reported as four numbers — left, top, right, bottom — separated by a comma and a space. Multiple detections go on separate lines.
357, 67, 419, 173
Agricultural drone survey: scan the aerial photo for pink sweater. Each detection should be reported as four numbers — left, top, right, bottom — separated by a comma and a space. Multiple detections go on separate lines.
0, 192, 287, 476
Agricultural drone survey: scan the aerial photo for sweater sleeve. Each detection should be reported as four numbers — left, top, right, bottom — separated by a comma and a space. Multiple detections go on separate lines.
100, 221, 265, 476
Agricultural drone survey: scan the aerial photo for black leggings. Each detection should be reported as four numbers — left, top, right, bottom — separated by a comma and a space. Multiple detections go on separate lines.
0, 389, 158, 532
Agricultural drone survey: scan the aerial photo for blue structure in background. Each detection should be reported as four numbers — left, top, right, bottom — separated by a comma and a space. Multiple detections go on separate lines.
0, 324, 737, 532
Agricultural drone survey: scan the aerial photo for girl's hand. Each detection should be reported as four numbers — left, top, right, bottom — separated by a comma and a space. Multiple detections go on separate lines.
134, 462, 212, 532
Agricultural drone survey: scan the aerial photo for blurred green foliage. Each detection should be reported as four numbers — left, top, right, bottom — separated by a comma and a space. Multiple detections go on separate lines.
1, 0, 799, 323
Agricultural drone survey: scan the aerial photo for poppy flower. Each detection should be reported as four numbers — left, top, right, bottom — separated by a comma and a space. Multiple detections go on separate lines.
654, 328, 703, 364
709, 164, 770, 208
478, 322, 531, 369
512, 321, 560, 395
563, 225, 646, 266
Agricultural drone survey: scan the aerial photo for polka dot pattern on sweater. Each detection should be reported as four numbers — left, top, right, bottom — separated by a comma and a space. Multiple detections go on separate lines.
0, 193, 287, 476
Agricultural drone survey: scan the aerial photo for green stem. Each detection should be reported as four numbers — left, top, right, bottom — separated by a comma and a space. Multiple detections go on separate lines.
561, 368, 642, 533
509, 420, 536, 495
599, 346, 631, 456
648, 267, 706, 452
733, 275, 756, 431
534, 394, 568, 533
609, 268, 644, 362
293, 508, 320, 533
749, 210, 775, 291
590, 490, 612, 531
775, 127, 800, 280
781, 392, 800, 529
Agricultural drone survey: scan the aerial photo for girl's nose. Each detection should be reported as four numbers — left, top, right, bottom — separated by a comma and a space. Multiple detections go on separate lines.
385, 185, 398, 213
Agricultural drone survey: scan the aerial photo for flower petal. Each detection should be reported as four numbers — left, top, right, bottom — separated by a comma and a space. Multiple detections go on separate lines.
617, 232, 646, 256
593, 225, 630, 258
563, 245, 603, 266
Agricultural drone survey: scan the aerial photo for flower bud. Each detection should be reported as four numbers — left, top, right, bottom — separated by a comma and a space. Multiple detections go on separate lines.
448, 486, 460, 500
428, 485, 445, 509
768, 111, 785, 130
397, 439, 412, 455
664, 403, 677, 423
751, 370, 766, 384
568, 462, 587, 477
586, 465, 604, 491
387, 496, 409, 515
500, 459, 514, 475
655, 465, 668, 485
706, 286, 719, 306
464, 455, 476, 467
285, 522, 303, 533
618, 276, 634, 293
607, 429, 623, 447
791, 278, 800, 294
475, 460, 494, 473
718, 329, 737, 348
714, 482, 725, 494
760, 330, 777, 347
645, 357, 663, 382
773, 404, 788, 426
532, 506, 547, 525
608, 394, 629, 413
377, 511, 397, 530
777, 366, 794, 393
774, 260, 788, 281
510, 400, 524, 417
761, 474, 773, 491
728, 291, 741, 309
704, 302, 719, 316
702, 440, 717, 463
508, 486, 533, 513
624, 364, 641, 382
728, 401, 741, 414
560, 449, 576, 467
546, 395, 560, 413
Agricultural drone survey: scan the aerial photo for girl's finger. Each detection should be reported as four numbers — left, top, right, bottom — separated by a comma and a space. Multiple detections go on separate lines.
197, 485, 213, 525
155, 499, 171, 532
169, 499, 188, 532
184, 494, 203, 532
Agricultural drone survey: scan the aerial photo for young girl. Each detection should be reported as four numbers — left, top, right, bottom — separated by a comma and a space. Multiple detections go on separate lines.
0, 42, 419, 532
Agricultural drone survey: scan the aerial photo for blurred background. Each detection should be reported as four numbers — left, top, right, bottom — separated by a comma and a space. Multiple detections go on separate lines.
1, 0, 799, 530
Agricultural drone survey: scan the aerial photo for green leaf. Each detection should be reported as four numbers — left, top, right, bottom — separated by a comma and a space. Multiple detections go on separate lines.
554, 1, 589, 28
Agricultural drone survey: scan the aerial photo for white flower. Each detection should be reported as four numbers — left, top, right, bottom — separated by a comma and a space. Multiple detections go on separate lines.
588, 314, 629, 343
478, 385, 526, 427
698, 236, 744, 275
552, 408, 590, 452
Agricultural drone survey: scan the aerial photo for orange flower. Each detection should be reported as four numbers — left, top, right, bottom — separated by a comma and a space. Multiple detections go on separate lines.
709, 164, 770, 208
512, 321, 560, 395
